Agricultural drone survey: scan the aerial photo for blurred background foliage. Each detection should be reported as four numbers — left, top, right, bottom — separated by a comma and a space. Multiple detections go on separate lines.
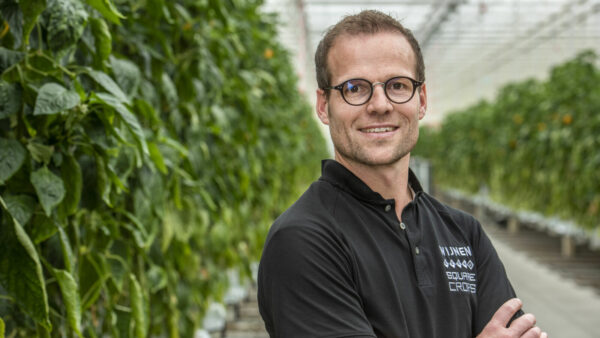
0, 0, 327, 336
414, 50, 600, 230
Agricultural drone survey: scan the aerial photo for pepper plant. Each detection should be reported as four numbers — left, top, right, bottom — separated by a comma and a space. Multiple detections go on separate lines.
414, 51, 600, 230
0, 0, 327, 336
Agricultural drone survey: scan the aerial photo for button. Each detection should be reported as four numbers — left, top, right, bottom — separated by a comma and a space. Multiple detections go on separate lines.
384, 205, 392, 212
415, 247, 420, 255
400, 222, 406, 230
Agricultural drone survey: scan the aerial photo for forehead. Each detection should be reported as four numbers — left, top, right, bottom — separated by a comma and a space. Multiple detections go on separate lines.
327, 32, 416, 82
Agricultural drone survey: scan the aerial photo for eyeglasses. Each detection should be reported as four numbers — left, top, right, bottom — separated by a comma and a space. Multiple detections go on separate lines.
325, 76, 423, 106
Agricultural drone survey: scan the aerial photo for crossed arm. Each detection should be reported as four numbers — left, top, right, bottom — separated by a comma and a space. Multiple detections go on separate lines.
478, 298, 547, 338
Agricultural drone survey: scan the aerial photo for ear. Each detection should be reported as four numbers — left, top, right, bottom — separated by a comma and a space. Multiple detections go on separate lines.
316, 88, 330, 125
418, 83, 427, 120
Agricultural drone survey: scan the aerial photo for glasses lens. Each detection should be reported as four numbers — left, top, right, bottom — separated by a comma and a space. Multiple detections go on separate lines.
386, 77, 415, 103
342, 79, 371, 105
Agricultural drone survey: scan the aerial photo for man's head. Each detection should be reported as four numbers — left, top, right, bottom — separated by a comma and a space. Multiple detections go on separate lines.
315, 10, 425, 94
314, 10, 427, 169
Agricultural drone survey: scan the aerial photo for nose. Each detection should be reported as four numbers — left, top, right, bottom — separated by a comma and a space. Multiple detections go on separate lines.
367, 82, 392, 114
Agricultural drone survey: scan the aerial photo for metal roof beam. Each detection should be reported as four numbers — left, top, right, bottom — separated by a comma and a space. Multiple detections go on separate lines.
416, 0, 467, 51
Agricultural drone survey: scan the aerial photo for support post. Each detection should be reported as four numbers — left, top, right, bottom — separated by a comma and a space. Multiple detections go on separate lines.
561, 235, 575, 258
508, 216, 519, 234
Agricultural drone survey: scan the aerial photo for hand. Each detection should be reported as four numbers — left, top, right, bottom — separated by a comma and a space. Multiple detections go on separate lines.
477, 298, 547, 338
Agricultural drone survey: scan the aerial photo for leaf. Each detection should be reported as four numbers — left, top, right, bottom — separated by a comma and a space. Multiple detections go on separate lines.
90, 17, 112, 64
129, 274, 147, 338
0, 317, 4, 337
30, 166, 66, 216
148, 142, 167, 174
0, 138, 26, 184
21, 0, 46, 47
43, 0, 89, 52
0, 0, 24, 47
79, 253, 105, 311
94, 154, 111, 207
0, 81, 22, 119
3, 194, 36, 226
33, 82, 80, 116
0, 196, 51, 330
84, 0, 125, 25
58, 154, 82, 216
27, 142, 54, 164
86, 69, 129, 103
110, 57, 141, 97
29, 213, 58, 244
53, 269, 82, 337
56, 224, 74, 273
96, 93, 149, 156
161, 73, 178, 110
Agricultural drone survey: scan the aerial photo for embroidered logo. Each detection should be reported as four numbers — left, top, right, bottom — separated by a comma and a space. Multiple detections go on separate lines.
439, 245, 476, 294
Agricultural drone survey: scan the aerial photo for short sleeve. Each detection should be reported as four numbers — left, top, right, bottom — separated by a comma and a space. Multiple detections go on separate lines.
473, 225, 522, 335
258, 225, 375, 338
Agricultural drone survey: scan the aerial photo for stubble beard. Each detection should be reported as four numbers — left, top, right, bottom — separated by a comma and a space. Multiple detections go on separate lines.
328, 107, 420, 167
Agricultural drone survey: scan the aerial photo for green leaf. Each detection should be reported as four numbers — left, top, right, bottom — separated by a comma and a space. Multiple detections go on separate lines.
0, 196, 51, 330
161, 73, 178, 110
29, 213, 58, 244
90, 17, 112, 65
21, 0, 46, 47
27, 142, 54, 164
43, 0, 89, 52
0, 81, 22, 119
56, 224, 74, 273
3, 194, 36, 226
0, 317, 4, 338
94, 154, 111, 207
96, 93, 149, 156
58, 154, 82, 216
30, 166, 66, 216
148, 142, 167, 174
86, 69, 129, 103
129, 274, 147, 338
0, 0, 24, 47
0, 138, 26, 184
33, 82, 80, 116
84, 0, 125, 25
110, 57, 141, 97
79, 253, 105, 311
53, 269, 82, 337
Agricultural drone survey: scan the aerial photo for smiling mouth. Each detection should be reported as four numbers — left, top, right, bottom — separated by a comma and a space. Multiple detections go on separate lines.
360, 127, 398, 133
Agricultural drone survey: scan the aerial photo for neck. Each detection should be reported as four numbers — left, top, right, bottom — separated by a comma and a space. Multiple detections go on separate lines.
335, 153, 413, 220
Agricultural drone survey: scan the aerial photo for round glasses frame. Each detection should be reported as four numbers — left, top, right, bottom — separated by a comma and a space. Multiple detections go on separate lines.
325, 76, 423, 106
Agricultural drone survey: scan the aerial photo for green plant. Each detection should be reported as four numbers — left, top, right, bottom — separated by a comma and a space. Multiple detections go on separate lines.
0, 0, 327, 336
414, 50, 600, 229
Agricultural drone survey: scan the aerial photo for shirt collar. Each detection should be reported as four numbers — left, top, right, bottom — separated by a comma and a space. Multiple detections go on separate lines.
319, 159, 424, 204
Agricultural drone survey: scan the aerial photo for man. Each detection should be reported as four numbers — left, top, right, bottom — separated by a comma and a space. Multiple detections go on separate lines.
258, 10, 547, 338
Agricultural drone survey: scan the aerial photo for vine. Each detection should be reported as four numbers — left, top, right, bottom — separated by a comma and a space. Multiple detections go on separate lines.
0, 0, 327, 336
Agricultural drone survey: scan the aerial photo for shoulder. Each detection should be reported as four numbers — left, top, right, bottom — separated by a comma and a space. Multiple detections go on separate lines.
421, 193, 481, 229
266, 179, 343, 244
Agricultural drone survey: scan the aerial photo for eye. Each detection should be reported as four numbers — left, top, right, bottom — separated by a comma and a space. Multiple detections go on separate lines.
391, 82, 405, 90
387, 78, 412, 92
344, 80, 369, 95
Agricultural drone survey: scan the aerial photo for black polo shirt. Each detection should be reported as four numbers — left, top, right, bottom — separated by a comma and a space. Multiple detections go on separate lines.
258, 160, 519, 338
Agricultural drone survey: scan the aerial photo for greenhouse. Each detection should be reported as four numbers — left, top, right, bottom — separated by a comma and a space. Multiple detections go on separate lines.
0, 0, 599, 337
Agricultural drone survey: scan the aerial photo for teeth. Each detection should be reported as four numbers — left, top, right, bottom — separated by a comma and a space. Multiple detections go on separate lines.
363, 127, 395, 133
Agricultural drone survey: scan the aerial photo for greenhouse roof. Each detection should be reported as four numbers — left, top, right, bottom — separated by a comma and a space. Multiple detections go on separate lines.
262, 0, 600, 124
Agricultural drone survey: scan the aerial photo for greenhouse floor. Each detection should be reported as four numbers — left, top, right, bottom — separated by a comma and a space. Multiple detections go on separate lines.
487, 223, 600, 338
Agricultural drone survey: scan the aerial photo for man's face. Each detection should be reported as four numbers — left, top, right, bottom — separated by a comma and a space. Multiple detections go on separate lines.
316, 32, 427, 168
